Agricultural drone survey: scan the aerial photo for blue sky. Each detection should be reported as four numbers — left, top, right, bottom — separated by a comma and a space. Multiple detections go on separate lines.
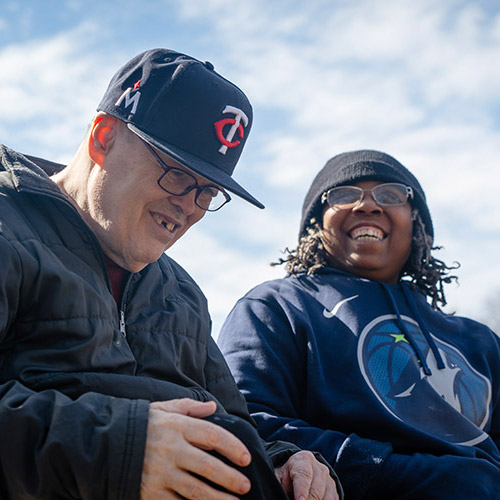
1, 0, 500, 336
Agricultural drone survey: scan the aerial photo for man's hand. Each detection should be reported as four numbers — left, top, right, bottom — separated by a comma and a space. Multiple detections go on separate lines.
140, 399, 252, 500
275, 450, 339, 500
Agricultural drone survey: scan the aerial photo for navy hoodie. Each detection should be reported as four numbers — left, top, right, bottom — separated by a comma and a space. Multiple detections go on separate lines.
218, 268, 500, 499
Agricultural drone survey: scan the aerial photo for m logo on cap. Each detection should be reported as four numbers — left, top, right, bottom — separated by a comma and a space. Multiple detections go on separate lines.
115, 80, 142, 115
214, 105, 249, 155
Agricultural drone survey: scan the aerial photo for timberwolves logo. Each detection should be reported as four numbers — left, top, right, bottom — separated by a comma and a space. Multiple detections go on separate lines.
357, 315, 491, 446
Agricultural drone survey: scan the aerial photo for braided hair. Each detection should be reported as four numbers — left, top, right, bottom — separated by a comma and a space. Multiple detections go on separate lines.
272, 210, 459, 310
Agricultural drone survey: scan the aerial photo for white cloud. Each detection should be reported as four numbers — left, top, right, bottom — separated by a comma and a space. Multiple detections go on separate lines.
2, 0, 499, 335
0, 23, 114, 160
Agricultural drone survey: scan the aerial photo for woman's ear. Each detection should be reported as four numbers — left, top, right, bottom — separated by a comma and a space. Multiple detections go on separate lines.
88, 114, 119, 165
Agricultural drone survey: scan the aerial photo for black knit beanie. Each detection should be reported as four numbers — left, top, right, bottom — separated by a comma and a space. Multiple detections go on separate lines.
299, 149, 433, 240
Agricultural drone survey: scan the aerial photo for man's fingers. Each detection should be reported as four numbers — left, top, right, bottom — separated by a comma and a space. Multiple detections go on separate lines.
174, 471, 244, 500
150, 398, 217, 418
142, 467, 244, 500
181, 415, 251, 467
148, 400, 251, 467
142, 409, 252, 499
175, 446, 251, 496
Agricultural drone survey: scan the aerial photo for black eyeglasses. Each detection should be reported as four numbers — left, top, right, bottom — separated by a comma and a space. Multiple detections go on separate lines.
142, 141, 231, 212
321, 183, 413, 208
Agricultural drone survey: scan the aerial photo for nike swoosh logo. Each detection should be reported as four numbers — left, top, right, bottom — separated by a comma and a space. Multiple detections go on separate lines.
323, 295, 359, 318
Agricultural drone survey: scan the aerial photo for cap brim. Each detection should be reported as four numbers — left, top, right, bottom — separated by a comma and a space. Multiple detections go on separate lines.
128, 124, 264, 209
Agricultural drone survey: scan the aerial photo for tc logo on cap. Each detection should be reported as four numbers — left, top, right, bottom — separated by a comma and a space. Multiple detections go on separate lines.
214, 105, 249, 155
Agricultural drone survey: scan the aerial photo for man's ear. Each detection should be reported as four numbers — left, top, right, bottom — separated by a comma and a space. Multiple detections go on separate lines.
88, 114, 119, 165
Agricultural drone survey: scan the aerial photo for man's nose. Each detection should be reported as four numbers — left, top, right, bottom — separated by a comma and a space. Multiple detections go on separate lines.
168, 188, 198, 216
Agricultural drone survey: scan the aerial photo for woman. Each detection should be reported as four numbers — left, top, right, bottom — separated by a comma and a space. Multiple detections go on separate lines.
218, 150, 500, 499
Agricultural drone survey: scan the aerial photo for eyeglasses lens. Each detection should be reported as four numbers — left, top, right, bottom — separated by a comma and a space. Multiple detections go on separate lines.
198, 189, 228, 211
372, 184, 408, 205
327, 187, 362, 206
161, 168, 196, 195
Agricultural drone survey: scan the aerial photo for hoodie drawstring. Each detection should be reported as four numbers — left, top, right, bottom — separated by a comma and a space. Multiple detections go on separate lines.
401, 283, 445, 371
379, 282, 444, 376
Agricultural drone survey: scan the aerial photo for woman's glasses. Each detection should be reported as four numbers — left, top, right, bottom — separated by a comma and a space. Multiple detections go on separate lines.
322, 183, 413, 208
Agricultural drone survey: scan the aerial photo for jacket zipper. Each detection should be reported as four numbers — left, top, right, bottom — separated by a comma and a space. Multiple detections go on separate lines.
118, 273, 134, 338
119, 310, 126, 337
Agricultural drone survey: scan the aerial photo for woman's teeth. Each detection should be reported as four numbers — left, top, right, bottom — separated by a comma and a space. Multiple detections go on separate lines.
350, 227, 383, 241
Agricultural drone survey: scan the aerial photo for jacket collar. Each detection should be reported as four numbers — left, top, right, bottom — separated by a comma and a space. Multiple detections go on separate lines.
0, 144, 65, 199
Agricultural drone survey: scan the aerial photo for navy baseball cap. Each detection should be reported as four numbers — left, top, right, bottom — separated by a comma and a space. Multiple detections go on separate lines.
97, 48, 263, 209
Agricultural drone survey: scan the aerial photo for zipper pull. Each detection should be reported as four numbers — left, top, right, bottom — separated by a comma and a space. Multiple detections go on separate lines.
119, 310, 126, 337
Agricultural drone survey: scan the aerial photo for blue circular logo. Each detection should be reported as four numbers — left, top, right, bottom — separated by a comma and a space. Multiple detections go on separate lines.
357, 315, 491, 445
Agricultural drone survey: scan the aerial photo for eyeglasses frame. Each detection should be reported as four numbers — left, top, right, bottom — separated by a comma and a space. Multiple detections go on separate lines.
321, 182, 414, 207
142, 140, 231, 212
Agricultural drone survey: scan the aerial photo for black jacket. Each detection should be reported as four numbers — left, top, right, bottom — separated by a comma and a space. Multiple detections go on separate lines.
0, 146, 299, 499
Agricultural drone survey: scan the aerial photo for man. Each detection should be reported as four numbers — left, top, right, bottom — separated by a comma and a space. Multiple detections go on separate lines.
0, 49, 340, 499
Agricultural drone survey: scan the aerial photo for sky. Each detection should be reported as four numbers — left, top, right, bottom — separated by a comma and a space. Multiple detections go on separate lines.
1, 0, 499, 337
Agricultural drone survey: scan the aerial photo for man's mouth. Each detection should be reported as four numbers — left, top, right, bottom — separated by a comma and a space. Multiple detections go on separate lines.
349, 226, 384, 241
151, 212, 178, 232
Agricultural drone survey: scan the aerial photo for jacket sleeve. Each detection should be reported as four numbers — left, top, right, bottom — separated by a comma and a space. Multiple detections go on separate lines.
217, 294, 500, 499
0, 235, 150, 500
